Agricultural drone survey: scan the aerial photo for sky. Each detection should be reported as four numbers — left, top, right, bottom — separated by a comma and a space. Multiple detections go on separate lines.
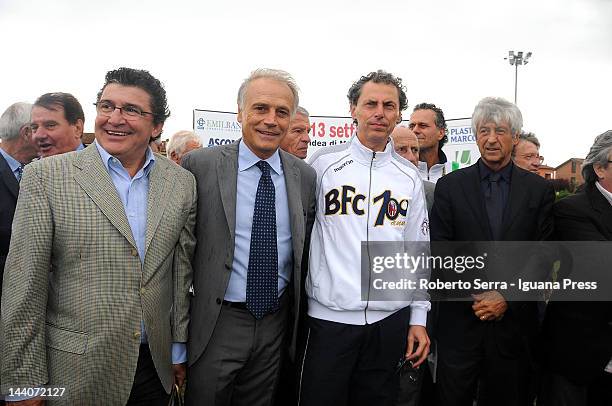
1, 0, 611, 167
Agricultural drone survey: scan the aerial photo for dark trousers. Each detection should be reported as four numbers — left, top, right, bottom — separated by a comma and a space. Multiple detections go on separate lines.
185, 298, 289, 406
127, 344, 170, 406
541, 370, 612, 406
298, 307, 410, 406
434, 330, 530, 406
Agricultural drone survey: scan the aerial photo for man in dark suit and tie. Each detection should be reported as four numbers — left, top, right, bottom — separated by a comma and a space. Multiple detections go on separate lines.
182, 68, 316, 406
0, 102, 39, 291
430, 97, 554, 406
0, 102, 38, 405
541, 130, 612, 405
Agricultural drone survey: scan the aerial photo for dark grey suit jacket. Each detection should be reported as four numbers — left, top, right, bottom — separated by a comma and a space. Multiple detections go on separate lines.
0, 152, 19, 293
182, 142, 316, 365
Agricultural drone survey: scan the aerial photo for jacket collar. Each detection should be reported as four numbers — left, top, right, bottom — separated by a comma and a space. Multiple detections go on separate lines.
349, 134, 393, 167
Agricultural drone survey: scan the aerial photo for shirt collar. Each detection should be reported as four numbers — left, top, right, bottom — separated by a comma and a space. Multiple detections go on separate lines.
478, 158, 513, 182
595, 181, 612, 206
94, 140, 156, 176
238, 139, 282, 175
0, 146, 22, 175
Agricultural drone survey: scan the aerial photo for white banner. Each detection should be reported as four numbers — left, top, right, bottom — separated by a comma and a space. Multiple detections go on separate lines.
193, 110, 480, 172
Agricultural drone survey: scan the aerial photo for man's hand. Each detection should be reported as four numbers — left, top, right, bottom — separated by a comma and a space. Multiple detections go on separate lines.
405, 325, 430, 368
472, 290, 508, 321
7, 398, 45, 405
173, 363, 187, 389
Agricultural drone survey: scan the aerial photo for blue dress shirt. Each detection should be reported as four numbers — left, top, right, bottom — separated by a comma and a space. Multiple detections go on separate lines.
224, 140, 293, 302
95, 141, 186, 364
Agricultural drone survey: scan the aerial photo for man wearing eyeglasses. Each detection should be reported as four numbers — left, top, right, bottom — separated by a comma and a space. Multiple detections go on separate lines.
1, 67, 196, 405
31, 92, 85, 157
512, 131, 543, 174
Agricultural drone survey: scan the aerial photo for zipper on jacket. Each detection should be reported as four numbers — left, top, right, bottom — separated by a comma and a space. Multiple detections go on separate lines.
364, 151, 376, 324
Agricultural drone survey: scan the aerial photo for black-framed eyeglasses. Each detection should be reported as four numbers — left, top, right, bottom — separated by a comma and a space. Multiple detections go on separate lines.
94, 101, 154, 119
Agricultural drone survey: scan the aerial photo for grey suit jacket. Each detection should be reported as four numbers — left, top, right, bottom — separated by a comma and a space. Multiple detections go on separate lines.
423, 179, 435, 213
0, 145, 197, 405
182, 141, 316, 365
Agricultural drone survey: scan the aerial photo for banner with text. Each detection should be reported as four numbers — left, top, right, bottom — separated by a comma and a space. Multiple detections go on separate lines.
193, 110, 480, 171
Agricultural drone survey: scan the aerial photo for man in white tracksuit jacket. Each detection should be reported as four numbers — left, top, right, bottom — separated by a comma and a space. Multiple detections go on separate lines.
299, 70, 431, 406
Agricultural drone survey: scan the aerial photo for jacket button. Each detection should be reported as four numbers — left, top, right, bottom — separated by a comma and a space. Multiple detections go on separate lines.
131, 249, 138, 257
224, 263, 231, 270
133, 331, 141, 339
216, 298, 221, 305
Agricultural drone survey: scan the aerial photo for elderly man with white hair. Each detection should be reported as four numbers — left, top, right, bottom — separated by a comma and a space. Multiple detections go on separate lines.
166, 130, 202, 164
0, 102, 39, 289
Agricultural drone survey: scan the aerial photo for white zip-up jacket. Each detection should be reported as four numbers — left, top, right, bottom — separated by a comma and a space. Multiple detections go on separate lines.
306, 136, 431, 326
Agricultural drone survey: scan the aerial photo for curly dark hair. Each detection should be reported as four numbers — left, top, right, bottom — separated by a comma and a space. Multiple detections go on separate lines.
413, 102, 448, 148
97, 67, 170, 126
347, 70, 408, 111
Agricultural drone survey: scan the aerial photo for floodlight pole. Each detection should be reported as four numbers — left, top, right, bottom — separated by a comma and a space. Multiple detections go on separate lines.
505, 50, 532, 105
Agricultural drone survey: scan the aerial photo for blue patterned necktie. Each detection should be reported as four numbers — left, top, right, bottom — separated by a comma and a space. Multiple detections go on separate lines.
16, 164, 24, 183
246, 160, 279, 319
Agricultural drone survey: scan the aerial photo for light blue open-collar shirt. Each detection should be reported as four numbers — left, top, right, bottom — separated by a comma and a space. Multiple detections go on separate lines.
224, 140, 293, 302
95, 141, 186, 364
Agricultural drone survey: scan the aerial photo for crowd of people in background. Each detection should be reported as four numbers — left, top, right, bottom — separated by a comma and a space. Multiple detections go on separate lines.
0, 67, 610, 406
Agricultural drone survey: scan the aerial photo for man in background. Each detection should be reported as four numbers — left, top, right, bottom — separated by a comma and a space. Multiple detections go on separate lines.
541, 130, 612, 405
512, 131, 542, 174
166, 130, 202, 164
0, 102, 39, 405
409, 103, 448, 183
0, 102, 39, 286
280, 105, 311, 159
391, 125, 434, 211
31, 92, 84, 157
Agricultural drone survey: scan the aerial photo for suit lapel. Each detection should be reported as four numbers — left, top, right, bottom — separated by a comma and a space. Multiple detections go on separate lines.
281, 151, 305, 268
588, 184, 612, 238
0, 153, 19, 199
73, 145, 137, 249
218, 143, 239, 239
144, 159, 172, 256
502, 166, 529, 238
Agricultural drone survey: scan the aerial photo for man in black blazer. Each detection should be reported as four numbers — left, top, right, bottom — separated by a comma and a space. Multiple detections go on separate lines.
0, 102, 39, 289
429, 97, 554, 406
541, 130, 612, 405
0, 102, 38, 404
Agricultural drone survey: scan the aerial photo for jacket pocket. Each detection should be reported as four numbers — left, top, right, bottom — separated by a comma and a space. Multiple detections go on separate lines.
46, 324, 88, 355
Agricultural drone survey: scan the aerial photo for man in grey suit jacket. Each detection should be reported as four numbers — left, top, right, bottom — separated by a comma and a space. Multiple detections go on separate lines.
1, 68, 196, 405
182, 68, 316, 406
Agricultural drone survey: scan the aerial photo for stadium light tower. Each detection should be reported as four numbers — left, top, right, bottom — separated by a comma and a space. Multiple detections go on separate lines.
504, 50, 532, 105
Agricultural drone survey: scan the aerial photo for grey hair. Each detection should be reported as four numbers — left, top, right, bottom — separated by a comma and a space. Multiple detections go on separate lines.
582, 130, 612, 184
512, 131, 541, 157
237, 68, 299, 115
0, 102, 33, 141
296, 106, 310, 117
471, 97, 523, 136
166, 130, 202, 158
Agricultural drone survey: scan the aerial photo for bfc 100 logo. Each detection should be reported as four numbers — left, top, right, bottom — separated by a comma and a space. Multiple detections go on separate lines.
324, 186, 409, 226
